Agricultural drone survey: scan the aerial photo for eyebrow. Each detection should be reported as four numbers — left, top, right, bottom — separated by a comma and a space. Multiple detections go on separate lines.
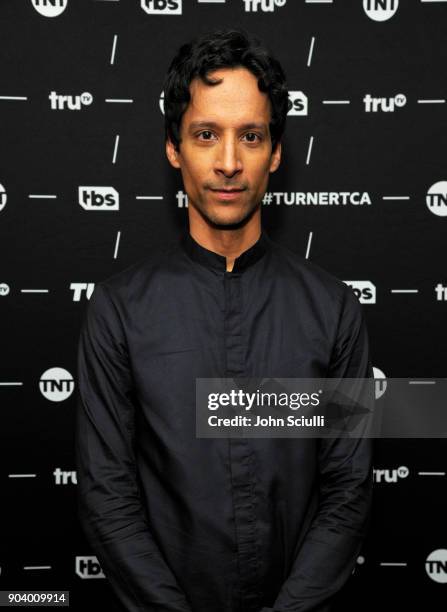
188, 120, 268, 133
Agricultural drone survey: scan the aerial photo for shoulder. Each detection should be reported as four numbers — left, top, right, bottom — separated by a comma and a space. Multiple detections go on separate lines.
269, 237, 354, 312
90, 238, 179, 306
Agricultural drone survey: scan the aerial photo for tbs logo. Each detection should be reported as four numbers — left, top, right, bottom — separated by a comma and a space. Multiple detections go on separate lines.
140, 0, 182, 14
287, 92, 308, 116
75, 556, 105, 579
78, 187, 119, 211
343, 281, 376, 304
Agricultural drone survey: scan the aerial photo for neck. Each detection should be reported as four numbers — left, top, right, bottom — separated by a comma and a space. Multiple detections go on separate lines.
188, 217, 262, 273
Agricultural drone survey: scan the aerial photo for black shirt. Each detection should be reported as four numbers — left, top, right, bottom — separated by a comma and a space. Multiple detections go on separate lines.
74, 227, 373, 612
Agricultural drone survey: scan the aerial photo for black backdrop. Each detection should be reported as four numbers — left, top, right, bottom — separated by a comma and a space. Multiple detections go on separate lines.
1, 0, 446, 609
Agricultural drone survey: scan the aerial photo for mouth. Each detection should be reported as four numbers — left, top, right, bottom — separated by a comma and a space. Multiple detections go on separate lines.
210, 188, 246, 201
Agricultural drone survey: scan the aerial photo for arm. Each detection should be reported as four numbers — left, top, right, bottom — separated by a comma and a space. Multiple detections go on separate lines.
261, 284, 374, 612
74, 282, 193, 612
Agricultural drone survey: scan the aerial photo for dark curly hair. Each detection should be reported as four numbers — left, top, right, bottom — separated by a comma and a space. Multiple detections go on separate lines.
162, 28, 289, 153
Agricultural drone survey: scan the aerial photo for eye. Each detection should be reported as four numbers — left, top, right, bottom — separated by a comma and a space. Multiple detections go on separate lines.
243, 132, 262, 143
195, 131, 262, 144
197, 130, 216, 141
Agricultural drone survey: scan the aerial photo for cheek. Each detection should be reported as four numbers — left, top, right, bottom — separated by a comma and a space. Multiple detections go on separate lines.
182, 156, 206, 185
248, 159, 271, 186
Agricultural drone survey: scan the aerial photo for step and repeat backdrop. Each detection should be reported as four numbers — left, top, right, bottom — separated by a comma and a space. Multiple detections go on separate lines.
1, 0, 446, 610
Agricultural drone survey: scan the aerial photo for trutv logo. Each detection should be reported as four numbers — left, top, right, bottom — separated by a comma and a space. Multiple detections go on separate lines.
373, 466, 409, 483
364, 93, 406, 113
140, 0, 182, 14
49, 91, 93, 111
243, 0, 287, 12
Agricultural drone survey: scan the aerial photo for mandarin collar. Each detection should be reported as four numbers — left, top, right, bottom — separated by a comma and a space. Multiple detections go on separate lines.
180, 227, 271, 273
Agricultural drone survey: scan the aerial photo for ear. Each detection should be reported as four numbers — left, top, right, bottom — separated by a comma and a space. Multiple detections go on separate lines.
166, 138, 181, 169
269, 141, 282, 174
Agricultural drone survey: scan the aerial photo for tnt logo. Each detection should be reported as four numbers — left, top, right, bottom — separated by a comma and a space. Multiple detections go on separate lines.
31, 0, 68, 18
363, 0, 399, 22
0, 183, 6, 211
49, 91, 93, 111
373, 367, 387, 399
78, 187, 119, 211
364, 93, 406, 113
287, 91, 308, 116
343, 281, 376, 304
426, 550, 447, 583
39, 367, 74, 402
0, 283, 10, 296
426, 181, 447, 217
243, 0, 287, 12
76, 556, 105, 579
70, 282, 95, 302
373, 465, 409, 483
141, 0, 182, 14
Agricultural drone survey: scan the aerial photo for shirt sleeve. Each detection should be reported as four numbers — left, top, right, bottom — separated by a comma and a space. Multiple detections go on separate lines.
260, 284, 374, 612
74, 282, 193, 612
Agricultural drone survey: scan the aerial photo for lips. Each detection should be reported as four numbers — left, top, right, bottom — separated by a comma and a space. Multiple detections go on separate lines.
210, 188, 245, 201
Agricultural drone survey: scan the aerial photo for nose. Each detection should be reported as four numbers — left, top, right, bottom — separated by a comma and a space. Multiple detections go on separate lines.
214, 134, 242, 178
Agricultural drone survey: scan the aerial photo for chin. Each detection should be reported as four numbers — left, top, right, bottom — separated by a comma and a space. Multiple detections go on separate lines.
206, 210, 252, 229
203, 202, 258, 227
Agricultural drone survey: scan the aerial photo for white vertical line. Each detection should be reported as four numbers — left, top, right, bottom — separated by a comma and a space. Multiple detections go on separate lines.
307, 36, 315, 67
305, 232, 313, 259
306, 136, 314, 165
112, 134, 120, 164
110, 34, 118, 65
113, 231, 121, 259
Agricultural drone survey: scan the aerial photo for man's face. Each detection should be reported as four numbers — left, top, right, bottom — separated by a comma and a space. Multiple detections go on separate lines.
166, 67, 281, 228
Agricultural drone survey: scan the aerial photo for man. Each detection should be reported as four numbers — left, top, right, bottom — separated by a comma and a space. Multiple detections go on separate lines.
75, 28, 374, 612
